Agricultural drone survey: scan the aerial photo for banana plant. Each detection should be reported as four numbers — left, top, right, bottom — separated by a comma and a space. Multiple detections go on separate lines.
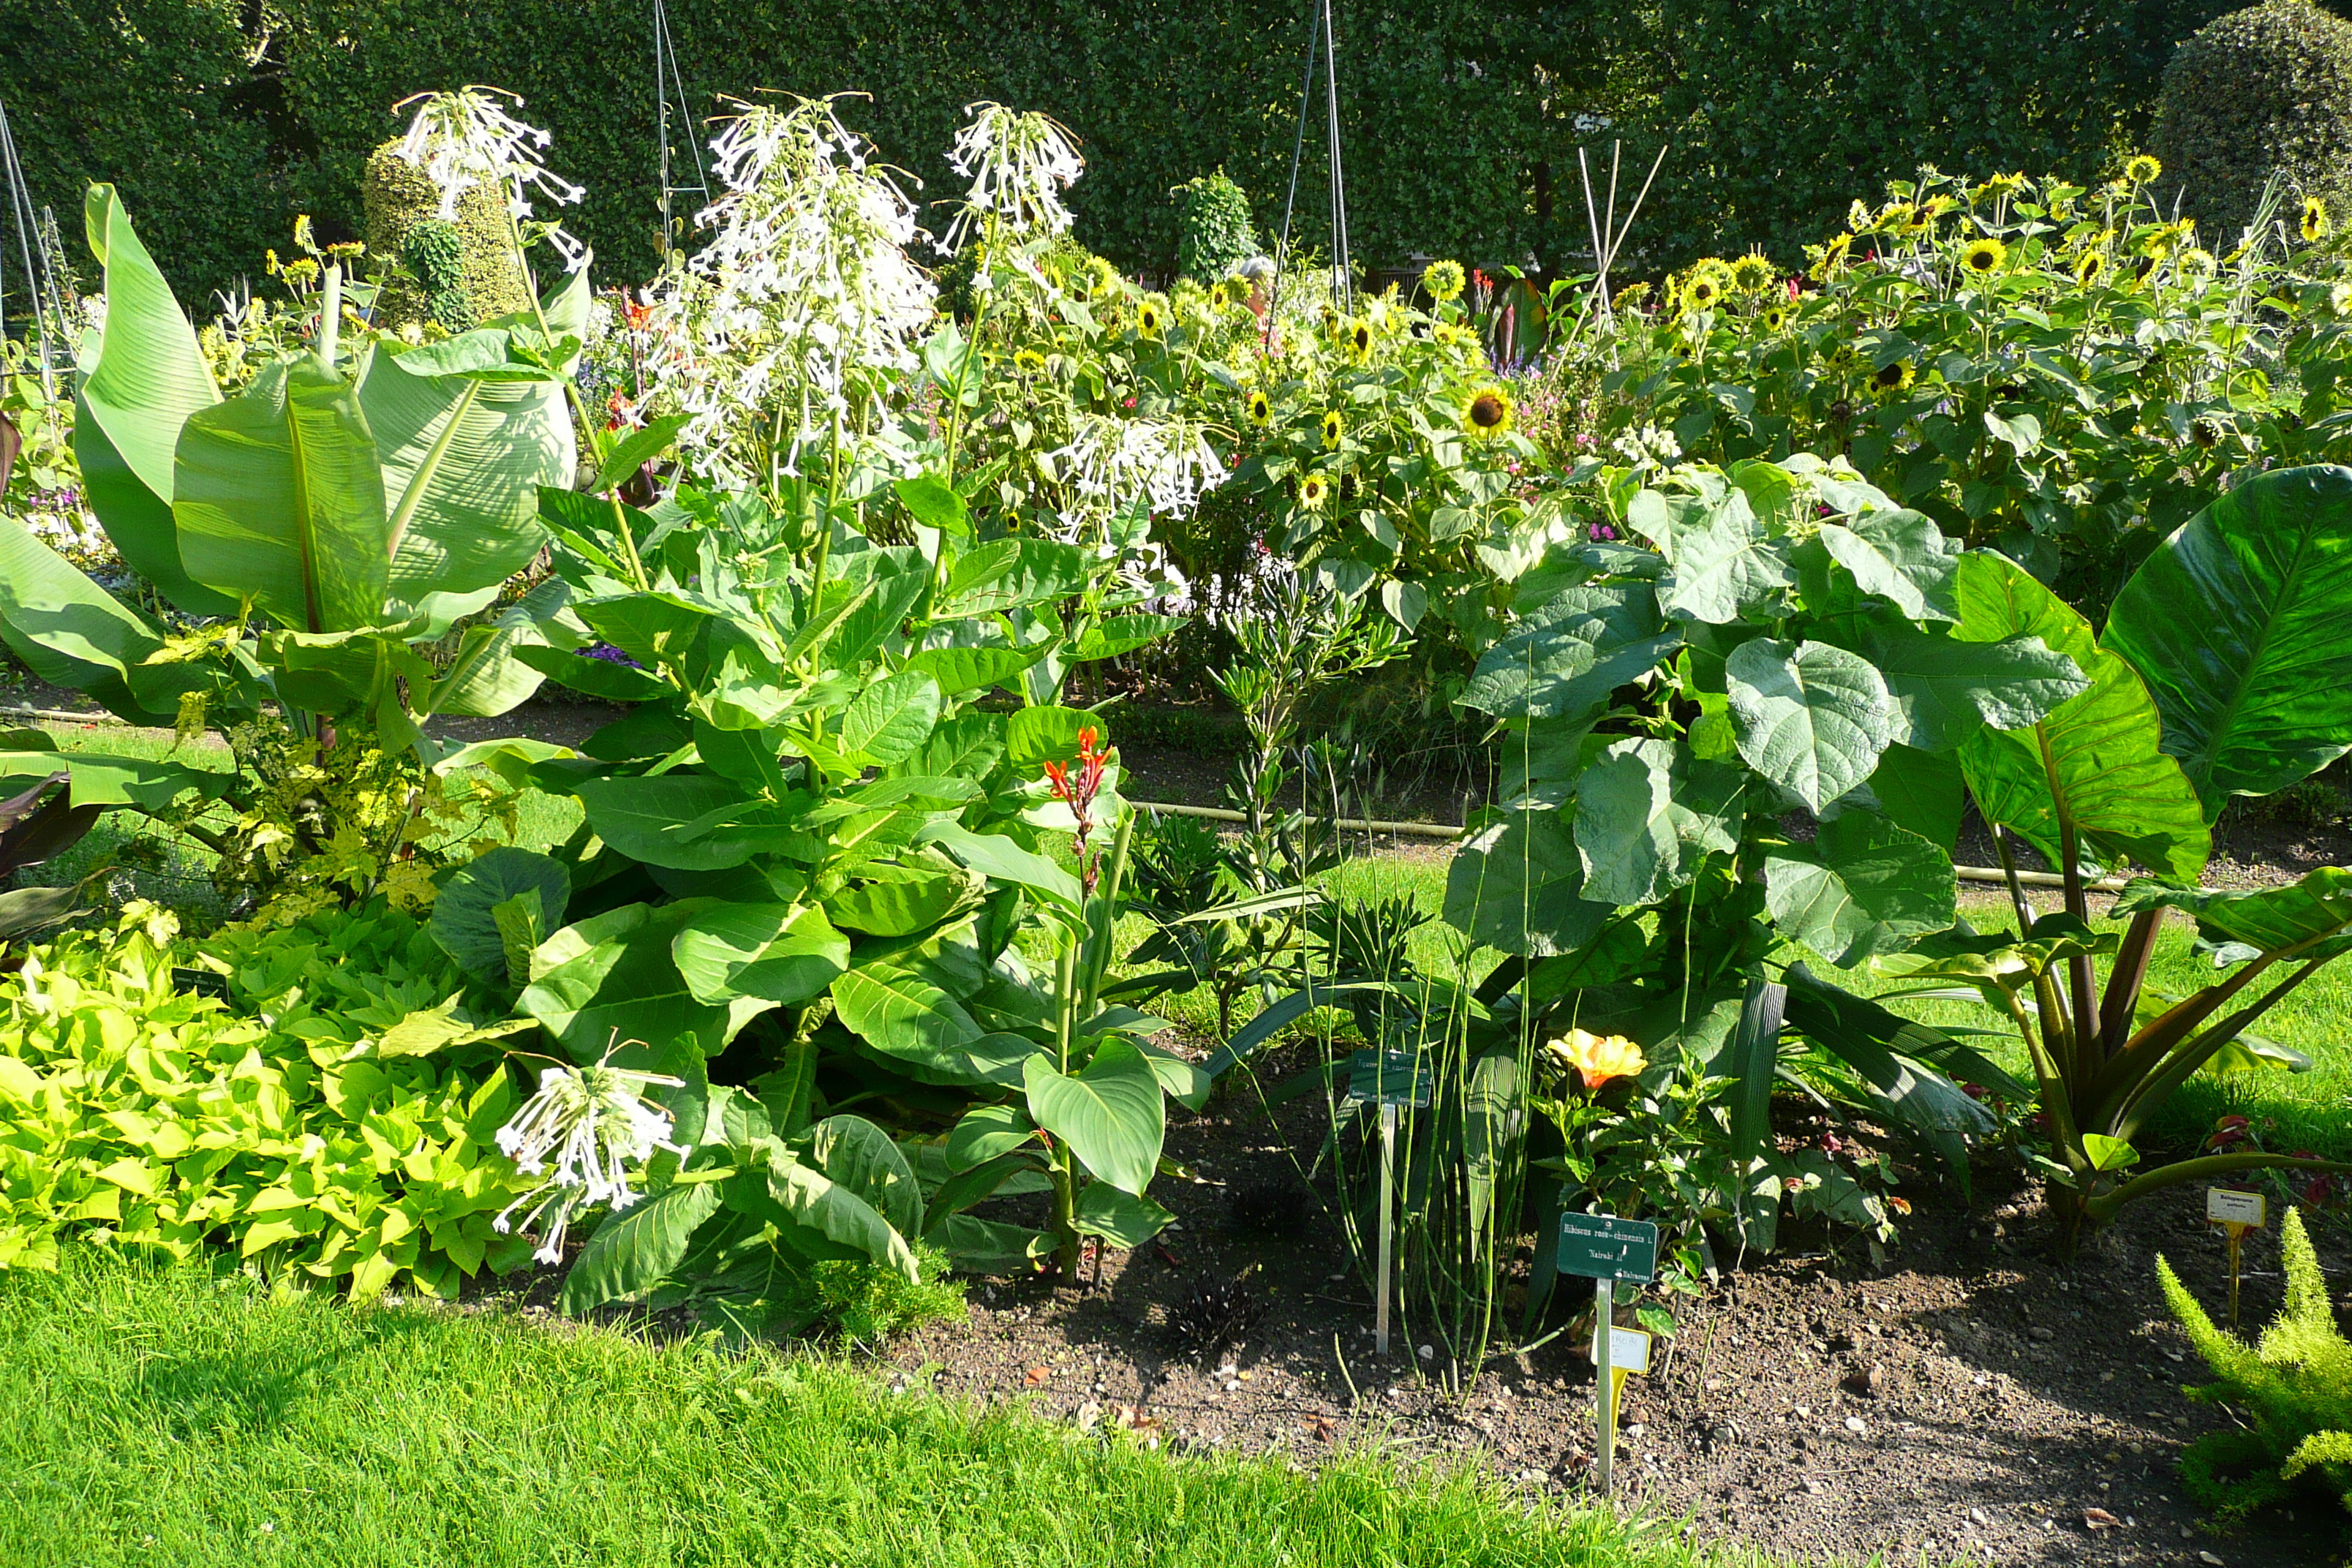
1861, 465, 2352, 1244
0, 186, 580, 821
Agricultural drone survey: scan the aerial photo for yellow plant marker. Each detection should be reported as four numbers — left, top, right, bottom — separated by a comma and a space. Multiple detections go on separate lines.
2206, 1187, 2267, 1330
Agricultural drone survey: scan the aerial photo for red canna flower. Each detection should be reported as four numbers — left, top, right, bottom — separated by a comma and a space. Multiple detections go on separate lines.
1044, 726, 1111, 894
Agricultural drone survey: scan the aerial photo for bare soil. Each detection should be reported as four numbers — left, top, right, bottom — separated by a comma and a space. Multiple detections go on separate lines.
886, 1082, 2351, 1568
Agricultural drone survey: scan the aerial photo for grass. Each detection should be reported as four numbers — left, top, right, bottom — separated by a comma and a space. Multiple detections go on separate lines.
0, 1249, 1798, 1568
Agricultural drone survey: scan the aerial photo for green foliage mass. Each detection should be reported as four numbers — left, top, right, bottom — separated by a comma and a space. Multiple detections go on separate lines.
0, 902, 535, 1297
4, 0, 2240, 306
1173, 170, 1257, 285
2162, 1206, 2352, 1523
2155, 0, 2352, 249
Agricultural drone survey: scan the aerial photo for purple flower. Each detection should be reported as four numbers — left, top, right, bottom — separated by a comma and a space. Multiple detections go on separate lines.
1587, 521, 1619, 543
580, 641, 642, 668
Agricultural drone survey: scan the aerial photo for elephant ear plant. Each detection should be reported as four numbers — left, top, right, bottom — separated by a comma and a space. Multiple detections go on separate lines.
1869, 464, 2352, 1245
0, 173, 590, 911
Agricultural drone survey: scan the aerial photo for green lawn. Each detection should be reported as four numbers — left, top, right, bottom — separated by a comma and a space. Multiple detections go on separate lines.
0, 1250, 1798, 1568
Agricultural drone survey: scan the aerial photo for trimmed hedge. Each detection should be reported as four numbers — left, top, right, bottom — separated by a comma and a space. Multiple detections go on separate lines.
2154, 0, 2352, 247
0, 0, 2266, 309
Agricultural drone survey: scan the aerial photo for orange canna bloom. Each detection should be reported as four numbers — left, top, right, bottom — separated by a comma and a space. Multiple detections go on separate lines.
1550, 1028, 1646, 1091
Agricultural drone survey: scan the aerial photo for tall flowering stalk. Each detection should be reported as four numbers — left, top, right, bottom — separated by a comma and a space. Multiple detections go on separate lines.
1043, 725, 1111, 895
392, 87, 588, 274
645, 96, 937, 491
943, 102, 1084, 255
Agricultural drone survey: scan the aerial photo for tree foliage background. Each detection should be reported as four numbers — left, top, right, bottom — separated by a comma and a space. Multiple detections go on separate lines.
0, 0, 2290, 306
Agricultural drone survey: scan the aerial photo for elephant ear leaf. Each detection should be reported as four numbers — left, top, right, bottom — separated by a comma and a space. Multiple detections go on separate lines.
2105, 465, 2352, 815
74, 184, 237, 618
1954, 551, 2209, 883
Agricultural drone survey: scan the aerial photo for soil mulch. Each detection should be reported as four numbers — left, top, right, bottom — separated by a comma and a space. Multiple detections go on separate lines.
885, 1081, 2351, 1568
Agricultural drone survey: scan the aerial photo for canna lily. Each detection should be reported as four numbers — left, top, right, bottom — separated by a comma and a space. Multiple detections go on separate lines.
1548, 1028, 1646, 1091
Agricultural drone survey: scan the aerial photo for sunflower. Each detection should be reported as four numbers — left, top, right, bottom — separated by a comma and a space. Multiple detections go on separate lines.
1869, 359, 1917, 398
1760, 304, 1788, 332
1013, 349, 1046, 372
1320, 410, 1345, 449
1247, 390, 1273, 427
1465, 384, 1514, 437
2178, 246, 2217, 279
1970, 171, 2027, 205
1137, 293, 1169, 337
1611, 279, 1653, 310
1086, 257, 1120, 297
2305, 197, 2331, 244
2073, 249, 2107, 288
1730, 250, 1777, 294
1347, 317, 1374, 361
1432, 320, 1468, 349
1960, 236, 2008, 278
1825, 340, 1856, 369
1683, 268, 1725, 312
1298, 472, 1330, 508
1806, 231, 1854, 282
2125, 153, 2163, 186
1421, 258, 1466, 303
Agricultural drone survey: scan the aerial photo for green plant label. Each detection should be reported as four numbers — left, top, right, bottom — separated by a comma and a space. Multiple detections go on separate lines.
1556, 1213, 1659, 1283
1345, 1048, 1430, 1108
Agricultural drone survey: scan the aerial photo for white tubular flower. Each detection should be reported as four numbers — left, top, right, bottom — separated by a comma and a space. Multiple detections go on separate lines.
393, 87, 589, 271
1049, 415, 1228, 528
491, 1051, 690, 1264
944, 102, 1084, 253
644, 96, 938, 486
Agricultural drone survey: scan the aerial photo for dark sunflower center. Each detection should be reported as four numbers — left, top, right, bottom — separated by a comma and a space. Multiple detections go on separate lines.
1470, 394, 1505, 428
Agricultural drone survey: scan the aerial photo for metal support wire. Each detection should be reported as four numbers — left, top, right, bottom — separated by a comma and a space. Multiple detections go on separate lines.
653, 0, 709, 250
0, 98, 62, 396
1266, 0, 1352, 344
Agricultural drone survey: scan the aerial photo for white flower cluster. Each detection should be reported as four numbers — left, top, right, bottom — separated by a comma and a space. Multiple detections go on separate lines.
1047, 414, 1227, 528
646, 97, 938, 486
1610, 421, 1683, 469
392, 87, 588, 272
491, 1055, 691, 1264
944, 102, 1084, 254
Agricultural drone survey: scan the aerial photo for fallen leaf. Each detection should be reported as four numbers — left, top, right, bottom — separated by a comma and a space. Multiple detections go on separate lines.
2083, 1507, 2120, 1531
1113, 1404, 1161, 1447
1308, 1414, 1337, 1443
1024, 1365, 1051, 1388
1074, 1400, 1102, 1433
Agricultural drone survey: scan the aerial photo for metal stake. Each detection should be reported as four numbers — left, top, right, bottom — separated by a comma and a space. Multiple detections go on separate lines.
1595, 1276, 1615, 1493
1376, 1100, 1395, 1356
2225, 1221, 2247, 1330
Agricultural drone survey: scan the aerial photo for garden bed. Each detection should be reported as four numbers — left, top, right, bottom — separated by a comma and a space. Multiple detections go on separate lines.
873, 1089, 2346, 1568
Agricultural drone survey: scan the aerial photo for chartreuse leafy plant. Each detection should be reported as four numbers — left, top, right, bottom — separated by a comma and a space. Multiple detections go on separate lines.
2160, 1206, 2352, 1528
0, 184, 588, 910
0, 900, 535, 1294
1871, 464, 2352, 1243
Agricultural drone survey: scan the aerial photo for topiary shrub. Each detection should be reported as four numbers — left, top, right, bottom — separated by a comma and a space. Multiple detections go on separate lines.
1172, 170, 1257, 285
2154, 0, 2352, 249
362, 137, 529, 332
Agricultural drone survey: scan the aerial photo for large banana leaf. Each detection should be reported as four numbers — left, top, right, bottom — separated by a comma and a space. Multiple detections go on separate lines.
2114, 867, 2352, 963
356, 336, 568, 614
0, 514, 172, 720
1954, 552, 2209, 882
2104, 465, 2352, 813
174, 360, 393, 635
73, 185, 235, 618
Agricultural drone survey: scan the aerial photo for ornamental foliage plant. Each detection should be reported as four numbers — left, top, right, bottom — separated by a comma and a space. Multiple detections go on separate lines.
1869, 464, 2352, 1246
2154, 0, 2352, 252
1586, 164, 2315, 614
2160, 1205, 2352, 1528
0, 162, 591, 916
0, 901, 536, 1296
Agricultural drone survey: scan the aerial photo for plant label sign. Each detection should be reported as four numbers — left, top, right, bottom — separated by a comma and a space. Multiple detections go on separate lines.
171, 968, 231, 1002
1592, 1323, 1652, 1375
1555, 1213, 1659, 1284
1345, 1048, 1431, 1108
2206, 1188, 2266, 1227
